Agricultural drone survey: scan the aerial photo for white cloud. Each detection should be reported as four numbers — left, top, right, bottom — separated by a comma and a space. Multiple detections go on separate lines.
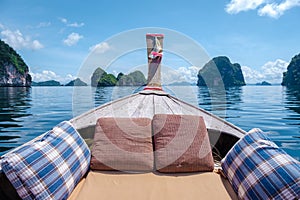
241, 66, 264, 84
242, 59, 288, 84
0, 27, 43, 50
30, 70, 76, 84
36, 22, 51, 28
226, 0, 266, 14
225, 0, 300, 18
261, 59, 288, 80
59, 17, 68, 24
176, 66, 200, 83
258, 0, 300, 18
162, 66, 200, 84
67, 22, 84, 28
31, 40, 43, 49
63, 32, 83, 46
59, 17, 84, 27
89, 42, 111, 53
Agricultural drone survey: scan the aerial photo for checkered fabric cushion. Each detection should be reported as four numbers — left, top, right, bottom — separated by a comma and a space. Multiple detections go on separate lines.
221, 128, 300, 200
0, 121, 90, 200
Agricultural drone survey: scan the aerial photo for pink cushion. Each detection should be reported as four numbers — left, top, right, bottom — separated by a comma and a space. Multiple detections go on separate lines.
153, 114, 214, 173
90, 117, 153, 172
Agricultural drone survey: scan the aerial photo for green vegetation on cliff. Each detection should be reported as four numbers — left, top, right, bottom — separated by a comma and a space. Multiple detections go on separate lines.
0, 40, 31, 86
197, 56, 246, 87
282, 53, 300, 87
91, 68, 117, 87
0, 40, 28, 75
91, 67, 146, 87
98, 74, 117, 86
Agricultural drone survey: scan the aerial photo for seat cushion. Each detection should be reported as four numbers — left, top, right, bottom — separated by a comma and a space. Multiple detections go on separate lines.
90, 117, 153, 171
0, 121, 90, 200
152, 114, 214, 173
221, 128, 300, 199
73, 171, 238, 200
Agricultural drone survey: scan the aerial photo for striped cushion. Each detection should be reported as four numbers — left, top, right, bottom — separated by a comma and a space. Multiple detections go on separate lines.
0, 121, 90, 200
221, 128, 300, 199
153, 114, 214, 173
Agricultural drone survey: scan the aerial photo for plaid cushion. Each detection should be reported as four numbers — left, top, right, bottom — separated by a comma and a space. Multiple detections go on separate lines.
221, 128, 300, 199
0, 121, 90, 200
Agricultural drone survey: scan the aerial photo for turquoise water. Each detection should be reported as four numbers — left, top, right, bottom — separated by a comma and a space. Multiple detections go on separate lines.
0, 86, 300, 160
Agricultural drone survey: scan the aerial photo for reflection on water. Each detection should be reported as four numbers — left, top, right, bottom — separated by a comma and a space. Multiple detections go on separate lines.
94, 86, 143, 107
0, 87, 74, 155
197, 86, 243, 119
0, 87, 32, 152
224, 86, 300, 160
94, 87, 114, 107
284, 87, 300, 115
276, 86, 300, 160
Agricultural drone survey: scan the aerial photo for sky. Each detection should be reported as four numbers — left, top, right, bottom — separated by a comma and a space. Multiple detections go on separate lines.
0, 0, 300, 84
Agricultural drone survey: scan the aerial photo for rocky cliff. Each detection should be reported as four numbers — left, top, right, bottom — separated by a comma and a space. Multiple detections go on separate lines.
91, 67, 146, 87
91, 67, 117, 87
0, 40, 31, 86
197, 56, 246, 87
256, 81, 271, 86
116, 71, 146, 86
282, 53, 300, 87
65, 78, 87, 86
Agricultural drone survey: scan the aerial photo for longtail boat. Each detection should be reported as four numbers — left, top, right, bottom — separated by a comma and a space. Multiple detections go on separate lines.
0, 34, 299, 200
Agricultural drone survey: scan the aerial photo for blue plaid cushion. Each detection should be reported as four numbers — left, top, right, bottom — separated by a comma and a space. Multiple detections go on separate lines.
0, 121, 90, 200
221, 128, 300, 199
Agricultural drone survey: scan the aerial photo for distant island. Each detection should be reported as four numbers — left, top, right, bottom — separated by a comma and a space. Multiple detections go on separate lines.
256, 81, 271, 86
32, 80, 61, 86
91, 67, 146, 87
197, 56, 246, 87
167, 81, 194, 86
0, 40, 32, 87
65, 78, 87, 86
282, 53, 300, 88
32, 78, 87, 87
